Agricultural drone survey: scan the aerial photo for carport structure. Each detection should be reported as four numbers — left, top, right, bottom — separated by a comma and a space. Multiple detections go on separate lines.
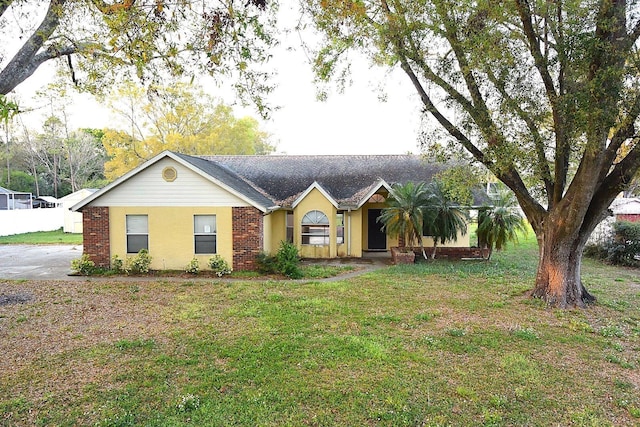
0, 186, 32, 210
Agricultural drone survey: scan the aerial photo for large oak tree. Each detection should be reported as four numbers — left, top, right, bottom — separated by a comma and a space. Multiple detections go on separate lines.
0, 0, 276, 113
305, 0, 640, 307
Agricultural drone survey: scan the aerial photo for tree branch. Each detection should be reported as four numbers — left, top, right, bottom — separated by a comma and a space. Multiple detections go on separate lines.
513, 0, 558, 102
381, 0, 545, 227
601, 91, 640, 175
0, 0, 13, 18
0, 0, 67, 95
565, 0, 630, 208
514, 0, 571, 204
590, 139, 640, 227
397, 50, 546, 228
626, 19, 640, 52
486, 68, 554, 202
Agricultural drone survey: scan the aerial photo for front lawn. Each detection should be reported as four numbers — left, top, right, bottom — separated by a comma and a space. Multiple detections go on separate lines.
0, 228, 83, 245
1, 236, 639, 426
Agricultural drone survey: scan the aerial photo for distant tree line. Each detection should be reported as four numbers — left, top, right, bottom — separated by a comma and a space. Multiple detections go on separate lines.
0, 83, 275, 198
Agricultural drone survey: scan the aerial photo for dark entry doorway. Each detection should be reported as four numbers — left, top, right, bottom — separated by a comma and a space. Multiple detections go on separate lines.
367, 209, 386, 250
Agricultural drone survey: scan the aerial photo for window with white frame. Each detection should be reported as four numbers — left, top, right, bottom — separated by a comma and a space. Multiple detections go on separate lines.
126, 215, 148, 253
337, 212, 345, 244
194, 215, 217, 254
301, 210, 330, 245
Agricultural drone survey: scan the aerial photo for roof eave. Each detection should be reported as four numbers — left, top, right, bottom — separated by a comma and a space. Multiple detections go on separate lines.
355, 179, 393, 209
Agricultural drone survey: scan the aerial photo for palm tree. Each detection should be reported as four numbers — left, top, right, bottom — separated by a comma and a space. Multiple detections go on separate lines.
377, 182, 430, 258
423, 180, 469, 259
477, 187, 527, 260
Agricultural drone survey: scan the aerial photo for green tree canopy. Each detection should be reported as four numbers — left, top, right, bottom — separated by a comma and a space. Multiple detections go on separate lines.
305, 0, 640, 307
102, 83, 275, 181
0, 0, 277, 115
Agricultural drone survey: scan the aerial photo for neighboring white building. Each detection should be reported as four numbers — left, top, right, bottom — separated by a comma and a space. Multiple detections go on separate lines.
589, 198, 640, 244
59, 189, 98, 233
0, 186, 32, 210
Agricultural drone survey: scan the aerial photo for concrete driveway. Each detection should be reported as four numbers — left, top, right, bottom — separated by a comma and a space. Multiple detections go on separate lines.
0, 245, 82, 280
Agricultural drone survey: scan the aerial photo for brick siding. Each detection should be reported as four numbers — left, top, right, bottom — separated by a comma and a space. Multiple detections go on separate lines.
232, 206, 263, 271
82, 206, 110, 268
410, 246, 487, 259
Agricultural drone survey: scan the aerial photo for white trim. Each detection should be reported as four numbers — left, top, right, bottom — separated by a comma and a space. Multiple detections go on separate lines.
356, 179, 393, 209
71, 151, 269, 212
291, 181, 339, 209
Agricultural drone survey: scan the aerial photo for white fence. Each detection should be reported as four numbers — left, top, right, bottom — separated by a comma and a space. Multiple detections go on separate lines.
0, 208, 65, 236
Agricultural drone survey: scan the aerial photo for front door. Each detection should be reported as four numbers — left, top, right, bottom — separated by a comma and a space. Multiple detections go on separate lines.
367, 209, 386, 250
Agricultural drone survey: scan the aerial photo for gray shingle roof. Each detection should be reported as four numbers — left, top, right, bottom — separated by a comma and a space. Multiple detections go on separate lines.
172, 152, 277, 209
187, 154, 488, 208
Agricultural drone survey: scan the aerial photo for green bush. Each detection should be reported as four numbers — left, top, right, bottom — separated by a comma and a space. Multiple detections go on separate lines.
256, 251, 278, 274
111, 255, 124, 273
585, 221, 640, 266
209, 254, 232, 277
185, 257, 200, 274
255, 242, 303, 278
70, 254, 96, 275
584, 243, 608, 260
128, 249, 152, 274
607, 221, 640, 266
276, 241, 303, 279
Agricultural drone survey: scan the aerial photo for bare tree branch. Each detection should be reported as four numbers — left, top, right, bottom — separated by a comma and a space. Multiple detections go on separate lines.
0, 0, 68, 95
0, 0, 13, 18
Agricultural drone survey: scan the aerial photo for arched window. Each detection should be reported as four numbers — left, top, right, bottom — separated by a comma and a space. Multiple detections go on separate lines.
301, 210, 330, 245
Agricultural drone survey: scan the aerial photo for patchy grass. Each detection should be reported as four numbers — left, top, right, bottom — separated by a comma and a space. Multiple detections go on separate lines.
0, 229, 82, 245
301, 264, 356, 279
1, 235, 639, 426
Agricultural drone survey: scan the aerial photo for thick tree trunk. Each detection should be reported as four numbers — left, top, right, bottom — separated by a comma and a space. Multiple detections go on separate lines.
530, 226, 596, 308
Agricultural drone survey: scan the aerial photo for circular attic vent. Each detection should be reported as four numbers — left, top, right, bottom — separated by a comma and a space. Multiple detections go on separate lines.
162, 166, 177, 182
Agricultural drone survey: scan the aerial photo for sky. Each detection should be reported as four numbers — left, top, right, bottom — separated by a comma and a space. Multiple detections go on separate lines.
10, 4, 426, 156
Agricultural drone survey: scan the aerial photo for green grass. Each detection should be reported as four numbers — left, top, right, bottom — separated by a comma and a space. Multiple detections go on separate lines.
300, 264, 355, 278
0, 228, 82, 245
1, 233, 639, 426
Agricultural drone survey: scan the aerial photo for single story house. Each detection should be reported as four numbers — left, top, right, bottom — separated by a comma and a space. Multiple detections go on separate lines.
72, 151, 487, 271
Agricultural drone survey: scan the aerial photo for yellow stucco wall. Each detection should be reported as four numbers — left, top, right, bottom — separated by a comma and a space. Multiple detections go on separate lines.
263, 212, 272, 254
110, 206, 234, 270
421, 226, 471, 248
295, 188, 336, 258
263, 207, 364, 258
362, 203, 471, 250
345, 209, 363, 257
263, 196, 471, 260
265, 210, 287, 254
